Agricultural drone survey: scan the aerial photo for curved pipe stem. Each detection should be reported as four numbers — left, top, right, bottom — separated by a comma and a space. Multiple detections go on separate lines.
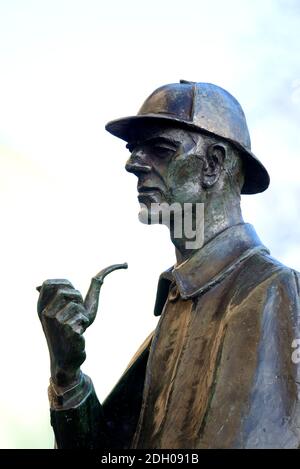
84, 262, 128, 325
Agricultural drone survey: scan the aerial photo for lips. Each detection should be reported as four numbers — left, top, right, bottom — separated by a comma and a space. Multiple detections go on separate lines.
137, 186, 163, 205
137, 185, 161, 194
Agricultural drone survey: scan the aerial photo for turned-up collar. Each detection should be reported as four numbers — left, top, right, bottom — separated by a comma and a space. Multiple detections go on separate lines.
154, 223, 269, 316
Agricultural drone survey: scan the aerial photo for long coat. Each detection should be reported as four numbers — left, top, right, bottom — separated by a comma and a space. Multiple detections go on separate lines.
50, 224, 300, 449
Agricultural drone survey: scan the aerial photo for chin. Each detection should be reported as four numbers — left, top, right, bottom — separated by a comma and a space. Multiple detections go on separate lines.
138, 201, 175, 227
138, 205, 159, 225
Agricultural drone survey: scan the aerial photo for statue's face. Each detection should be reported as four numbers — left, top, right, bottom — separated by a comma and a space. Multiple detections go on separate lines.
125, 127, 207, 213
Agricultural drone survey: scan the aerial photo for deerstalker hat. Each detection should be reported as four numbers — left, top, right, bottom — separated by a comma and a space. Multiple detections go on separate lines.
105, 80, 270, 194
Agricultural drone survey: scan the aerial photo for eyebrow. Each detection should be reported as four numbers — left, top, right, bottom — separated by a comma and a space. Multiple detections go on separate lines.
126, 136, 181, 151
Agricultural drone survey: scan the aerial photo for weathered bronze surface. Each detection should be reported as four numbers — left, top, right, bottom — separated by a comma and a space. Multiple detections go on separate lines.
37, 81, 300, 449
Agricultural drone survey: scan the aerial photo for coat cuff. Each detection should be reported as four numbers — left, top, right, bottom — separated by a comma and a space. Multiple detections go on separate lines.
48, 372, 92, 410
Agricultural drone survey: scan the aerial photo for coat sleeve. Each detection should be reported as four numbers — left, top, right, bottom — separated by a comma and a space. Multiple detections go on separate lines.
50, 374, 108, 449
49, 332, 153, 449
236, 265, 300, 448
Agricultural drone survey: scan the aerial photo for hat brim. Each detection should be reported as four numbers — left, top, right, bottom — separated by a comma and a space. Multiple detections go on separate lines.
105, 114, 270, 195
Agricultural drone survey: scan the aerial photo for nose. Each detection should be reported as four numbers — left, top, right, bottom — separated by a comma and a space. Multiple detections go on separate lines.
125, 149, 152, 175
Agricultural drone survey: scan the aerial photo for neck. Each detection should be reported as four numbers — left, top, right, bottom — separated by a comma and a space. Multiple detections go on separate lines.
171, 191, 244, 264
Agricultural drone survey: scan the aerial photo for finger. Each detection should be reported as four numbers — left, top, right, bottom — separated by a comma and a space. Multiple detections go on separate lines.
64, 325, 86, 350
67, 314, 90, 335
56, 302, 88, 325
43, 289, 83, 318
37, 279, 74, 316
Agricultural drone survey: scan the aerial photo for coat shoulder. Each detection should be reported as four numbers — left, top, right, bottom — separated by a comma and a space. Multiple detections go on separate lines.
244, 249, 300, 289
230, 249, 300, 310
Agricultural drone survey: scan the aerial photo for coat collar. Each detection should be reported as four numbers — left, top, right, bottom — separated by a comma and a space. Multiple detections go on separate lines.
154, 223, 269, 316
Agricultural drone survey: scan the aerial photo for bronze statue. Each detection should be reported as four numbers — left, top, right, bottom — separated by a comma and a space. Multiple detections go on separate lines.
37, 81, 300, 449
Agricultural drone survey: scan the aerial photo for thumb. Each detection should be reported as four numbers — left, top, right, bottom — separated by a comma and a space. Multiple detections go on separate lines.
84, 262, 128, 325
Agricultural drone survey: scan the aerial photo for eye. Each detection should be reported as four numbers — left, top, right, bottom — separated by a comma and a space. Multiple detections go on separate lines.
153, 145, 176, 158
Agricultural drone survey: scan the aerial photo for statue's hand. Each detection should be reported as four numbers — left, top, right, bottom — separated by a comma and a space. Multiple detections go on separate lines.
37, 263, 128, 388
37, 279, 89, 388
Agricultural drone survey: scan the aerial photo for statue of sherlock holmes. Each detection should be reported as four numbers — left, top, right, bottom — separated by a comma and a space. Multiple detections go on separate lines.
37, 81, 300, 449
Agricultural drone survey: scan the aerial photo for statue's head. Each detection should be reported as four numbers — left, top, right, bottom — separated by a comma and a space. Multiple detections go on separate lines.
106, 81, 270, 226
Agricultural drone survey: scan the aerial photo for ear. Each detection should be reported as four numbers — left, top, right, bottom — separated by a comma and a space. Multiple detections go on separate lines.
202, 144, 226, 188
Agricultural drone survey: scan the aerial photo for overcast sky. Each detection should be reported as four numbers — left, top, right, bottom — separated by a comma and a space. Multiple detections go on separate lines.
0, 0, 299, 448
